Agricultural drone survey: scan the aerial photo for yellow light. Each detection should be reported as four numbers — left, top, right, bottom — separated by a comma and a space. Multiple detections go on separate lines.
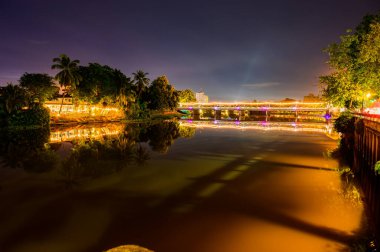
366, 93, 371, 98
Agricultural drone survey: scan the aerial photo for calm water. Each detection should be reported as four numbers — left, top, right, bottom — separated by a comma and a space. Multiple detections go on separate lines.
0, 120, 365, 252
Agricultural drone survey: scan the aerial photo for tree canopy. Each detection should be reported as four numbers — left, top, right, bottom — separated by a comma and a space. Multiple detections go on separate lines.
0, 83, 29, 115
76, 63, 133, 106
19, 73, 59, 103
51, 54, 82, 93
178, 89, 196, 103
132, 70, 150, 100
320, 13, 380, 108
147, 76, 179, 110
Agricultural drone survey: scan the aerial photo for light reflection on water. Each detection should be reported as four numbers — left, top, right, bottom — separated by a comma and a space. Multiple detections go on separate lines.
0, 120, 365, 252
179, 120, 334, 134
49, 124, 123, 143
47, 120, 335, 145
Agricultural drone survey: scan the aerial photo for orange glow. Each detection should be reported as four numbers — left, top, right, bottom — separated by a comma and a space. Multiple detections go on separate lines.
179, 120, 333, 134
49, 124, 123, 142
179, 101, 327, 106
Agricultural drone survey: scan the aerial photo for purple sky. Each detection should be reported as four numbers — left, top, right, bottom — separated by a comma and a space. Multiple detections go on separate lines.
1, 0, 380, 101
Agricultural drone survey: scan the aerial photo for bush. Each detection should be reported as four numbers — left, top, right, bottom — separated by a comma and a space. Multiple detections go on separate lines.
334, 112, 355, 134
126, 102, 150, 120
8, 106, 50, 127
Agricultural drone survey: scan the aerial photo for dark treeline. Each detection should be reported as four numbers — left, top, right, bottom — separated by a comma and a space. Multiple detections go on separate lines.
0, 54, 196, 127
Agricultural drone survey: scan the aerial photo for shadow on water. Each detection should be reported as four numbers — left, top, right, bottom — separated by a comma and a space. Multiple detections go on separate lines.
85, 150, 365, 251
325, 142, 377, 251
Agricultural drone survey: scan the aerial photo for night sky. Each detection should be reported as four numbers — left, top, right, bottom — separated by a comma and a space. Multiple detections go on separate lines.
1, 0, 380, 101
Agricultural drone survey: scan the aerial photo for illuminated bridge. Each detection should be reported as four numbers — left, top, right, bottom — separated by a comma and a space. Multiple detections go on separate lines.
178, 102, 329, 111
178, 102, 334, 121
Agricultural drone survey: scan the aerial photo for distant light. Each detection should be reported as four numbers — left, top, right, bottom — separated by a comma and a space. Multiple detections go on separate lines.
366, 93, 371, 98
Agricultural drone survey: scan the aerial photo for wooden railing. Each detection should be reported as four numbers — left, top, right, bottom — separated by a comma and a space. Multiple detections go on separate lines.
353, 114, 380, 242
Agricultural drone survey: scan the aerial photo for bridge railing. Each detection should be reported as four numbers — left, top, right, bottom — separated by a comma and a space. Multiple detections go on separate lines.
352, 114, 380, 243
178, 102, 330, 111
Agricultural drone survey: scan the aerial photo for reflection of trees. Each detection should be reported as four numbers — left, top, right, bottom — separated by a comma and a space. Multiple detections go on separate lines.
0, 128, 58, 173
145, 121, 180, 153
125, 121, 195, 153
65, 136, 135, 176
58, 134, 151, 187
178, 125, 195, 138
134, 144, 150, 166
0, 122, 196, 187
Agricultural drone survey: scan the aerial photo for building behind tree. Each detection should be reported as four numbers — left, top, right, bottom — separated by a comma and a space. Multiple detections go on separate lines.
303, 93, 321, 102
195, 91, 209, 103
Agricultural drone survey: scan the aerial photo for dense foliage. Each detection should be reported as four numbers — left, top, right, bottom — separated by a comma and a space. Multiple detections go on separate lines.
76, 63, 133, 106
178, 89, 196, 103
320, 13, 380, 108
8, 106, 50, 127
334, 112, 355, 134
0, 83, 50, 127
0, 53, 191, 126
147, 76, 179, 111
19, 73, 59, 103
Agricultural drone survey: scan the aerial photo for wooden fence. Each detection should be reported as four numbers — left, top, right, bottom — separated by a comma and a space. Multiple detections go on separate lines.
353, 115, 380, 242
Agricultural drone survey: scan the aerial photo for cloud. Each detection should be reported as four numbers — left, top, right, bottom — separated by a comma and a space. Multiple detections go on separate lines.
241, 82, 280, 89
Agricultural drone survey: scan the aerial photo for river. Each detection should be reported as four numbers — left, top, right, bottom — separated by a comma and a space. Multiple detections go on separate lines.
0, 120, 366, 252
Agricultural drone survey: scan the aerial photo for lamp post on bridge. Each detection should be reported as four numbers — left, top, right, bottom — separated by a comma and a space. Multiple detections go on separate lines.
362, 93, 371, 113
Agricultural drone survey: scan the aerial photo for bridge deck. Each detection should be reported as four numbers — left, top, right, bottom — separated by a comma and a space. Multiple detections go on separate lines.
178, 102, 329, 111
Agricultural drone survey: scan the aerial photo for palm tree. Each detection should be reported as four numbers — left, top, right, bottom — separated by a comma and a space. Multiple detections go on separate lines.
132, 70, 150, 100
51, 54, 82, 114
0, 83, 28, 115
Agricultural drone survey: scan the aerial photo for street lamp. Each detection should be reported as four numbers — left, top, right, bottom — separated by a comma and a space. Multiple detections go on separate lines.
362, 93, 371, 113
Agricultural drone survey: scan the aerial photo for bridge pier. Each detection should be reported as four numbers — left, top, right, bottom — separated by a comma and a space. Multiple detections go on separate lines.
193, 109, 200, 120
214, 110, 222, 120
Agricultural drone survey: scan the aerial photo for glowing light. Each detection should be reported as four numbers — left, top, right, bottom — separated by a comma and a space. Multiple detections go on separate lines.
366, 93, 371, 98
179, 120, 331, 133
